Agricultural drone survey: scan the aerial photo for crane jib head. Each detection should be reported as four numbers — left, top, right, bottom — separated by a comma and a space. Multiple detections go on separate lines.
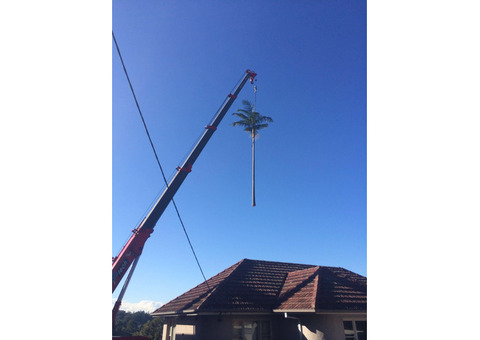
246, 69, 257, 84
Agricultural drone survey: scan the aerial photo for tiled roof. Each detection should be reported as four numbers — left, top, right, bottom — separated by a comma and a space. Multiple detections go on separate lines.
152, 259, 366, 315
277, 266, 319, 310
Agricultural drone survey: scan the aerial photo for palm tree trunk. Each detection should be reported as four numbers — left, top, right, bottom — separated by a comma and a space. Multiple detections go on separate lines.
252, 130, 256, 207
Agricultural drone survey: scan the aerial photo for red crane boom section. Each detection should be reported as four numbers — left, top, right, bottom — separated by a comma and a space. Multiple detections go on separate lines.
112, 69, 257, 293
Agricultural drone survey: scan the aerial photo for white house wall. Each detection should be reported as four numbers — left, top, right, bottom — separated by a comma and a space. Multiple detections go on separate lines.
159, 313, 366, 340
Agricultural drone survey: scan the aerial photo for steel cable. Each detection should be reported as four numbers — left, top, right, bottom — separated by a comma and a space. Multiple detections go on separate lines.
112, 31, 211, 291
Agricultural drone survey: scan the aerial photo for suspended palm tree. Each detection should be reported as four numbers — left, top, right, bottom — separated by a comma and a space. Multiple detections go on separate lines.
232, 100, 273, 206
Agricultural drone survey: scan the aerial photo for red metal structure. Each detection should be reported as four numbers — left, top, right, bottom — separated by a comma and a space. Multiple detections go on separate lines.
112, 70, 257, 336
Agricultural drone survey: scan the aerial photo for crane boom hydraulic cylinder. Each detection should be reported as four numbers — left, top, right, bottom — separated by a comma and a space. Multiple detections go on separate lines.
112, 69, 257, 293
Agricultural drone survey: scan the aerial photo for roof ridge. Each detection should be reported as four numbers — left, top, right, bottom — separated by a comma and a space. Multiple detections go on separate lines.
152, 259, 245, 314
242, 258, 320, 268
312, 268, 320, 309
276, 266, 320, 309
195, 258, 246, 310
153, 259, 366, 315
314, 267, 322, 310
314, 266, 366, 311
242, 259, 354, 273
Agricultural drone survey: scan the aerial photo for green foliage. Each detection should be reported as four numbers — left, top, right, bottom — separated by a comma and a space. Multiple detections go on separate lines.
232, 99, 273, 206
134, 317, 164, 340
232, 100, 273, 137
113, 311, 162, 338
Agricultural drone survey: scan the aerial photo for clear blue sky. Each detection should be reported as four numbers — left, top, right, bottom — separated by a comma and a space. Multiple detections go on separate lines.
113, 0, 366, 305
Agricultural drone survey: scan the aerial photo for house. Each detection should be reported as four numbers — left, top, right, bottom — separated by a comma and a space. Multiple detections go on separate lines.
152, 259, 366, 340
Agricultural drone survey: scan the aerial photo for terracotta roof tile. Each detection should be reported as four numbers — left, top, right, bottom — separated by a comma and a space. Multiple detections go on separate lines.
277, 266, 319, 310
152, 259, 366, 315
153, 259, 244, 313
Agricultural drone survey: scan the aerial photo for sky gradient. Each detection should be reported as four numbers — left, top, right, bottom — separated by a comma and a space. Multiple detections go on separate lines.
113, 0, 366, 306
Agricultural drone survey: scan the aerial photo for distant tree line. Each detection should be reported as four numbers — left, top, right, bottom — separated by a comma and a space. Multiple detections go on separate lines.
113, 310, 163, 340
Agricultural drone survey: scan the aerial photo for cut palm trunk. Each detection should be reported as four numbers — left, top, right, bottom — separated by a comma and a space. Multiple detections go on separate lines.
252, 131, 256, 207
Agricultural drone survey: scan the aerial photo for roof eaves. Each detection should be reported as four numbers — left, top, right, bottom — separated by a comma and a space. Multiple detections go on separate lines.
273, 309, 316, 313
314, 309, 367, 315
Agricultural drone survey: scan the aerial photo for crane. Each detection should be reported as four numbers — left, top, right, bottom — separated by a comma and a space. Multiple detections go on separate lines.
112, 69, 257, 327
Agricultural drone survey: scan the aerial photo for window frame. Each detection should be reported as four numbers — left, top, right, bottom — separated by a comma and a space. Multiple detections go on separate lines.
343, 319, 366, 340
232, 318, 272, 340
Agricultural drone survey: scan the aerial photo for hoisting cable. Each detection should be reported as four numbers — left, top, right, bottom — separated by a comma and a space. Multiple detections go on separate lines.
112, 31, 211, 291
253, 80, 258, 112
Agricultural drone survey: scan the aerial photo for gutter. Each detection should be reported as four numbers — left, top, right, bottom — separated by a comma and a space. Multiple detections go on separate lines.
273, 309, 315, 313
152, 310, 275, 317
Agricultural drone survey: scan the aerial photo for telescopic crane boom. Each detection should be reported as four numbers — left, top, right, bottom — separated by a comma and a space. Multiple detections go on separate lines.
112, 69, 257, 293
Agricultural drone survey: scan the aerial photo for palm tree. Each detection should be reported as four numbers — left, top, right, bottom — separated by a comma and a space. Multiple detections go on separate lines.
232, 100, 273, 206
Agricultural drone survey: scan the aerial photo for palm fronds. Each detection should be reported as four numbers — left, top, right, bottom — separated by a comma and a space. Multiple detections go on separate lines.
232, 100, 273, 206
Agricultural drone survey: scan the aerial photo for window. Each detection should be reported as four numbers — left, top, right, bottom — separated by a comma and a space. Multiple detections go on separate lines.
233, 320, 271, 340
343, 320, 366, 340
